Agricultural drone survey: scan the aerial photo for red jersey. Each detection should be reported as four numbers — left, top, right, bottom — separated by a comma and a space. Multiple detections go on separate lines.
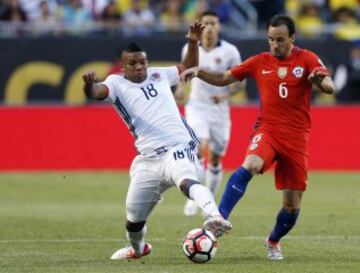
231, 47, 328, 134
108, 62, 124, 76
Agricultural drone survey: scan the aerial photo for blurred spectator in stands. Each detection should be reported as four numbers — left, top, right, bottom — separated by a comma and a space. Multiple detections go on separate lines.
296, 2, 324, 38
32, 0, 58, 35
329, 0, 359, 12
285, 0, 300, 18
286, 0, 328, 21
115, 0, 131, 15
19, 0, 57, 21
0, 0, 27, 21
58, 0, 92, 33
184, 0, 208, 23
37, 0, 56, 21
107, 47, 124, 76
160, 0, 185, 32
334, 41, 360, 101
82, 0, 108, 20
333, 6, 360, 41
148, 0, 164, 17
249, 0, 285, 27
122, 0, 156, 36
209, 0, 230, 24
101, 0, 121, 22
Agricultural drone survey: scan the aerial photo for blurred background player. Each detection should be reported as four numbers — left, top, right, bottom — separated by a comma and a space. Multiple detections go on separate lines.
334, 40, 360, 101
82, 22, 232, 260
180, 14, 335, 260
107, 47, 124, 76
176, 10, 244, 216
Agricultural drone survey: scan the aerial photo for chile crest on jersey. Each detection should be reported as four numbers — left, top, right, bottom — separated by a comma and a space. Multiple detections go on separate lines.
292, 66, 304, 78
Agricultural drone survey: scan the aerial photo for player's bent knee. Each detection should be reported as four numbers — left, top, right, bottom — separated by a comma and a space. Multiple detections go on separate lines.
179, 179, 201, 198
242, 155, 264, 175
283, 190, 303, 213
209, 153, 222, 167
126, 220, 146, 232
283, 204, 300, 214
197, 150, 205, 160
197, 140, 207, 159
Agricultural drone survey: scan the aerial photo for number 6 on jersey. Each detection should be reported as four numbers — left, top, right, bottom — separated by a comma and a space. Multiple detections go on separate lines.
279, 82, 288, 98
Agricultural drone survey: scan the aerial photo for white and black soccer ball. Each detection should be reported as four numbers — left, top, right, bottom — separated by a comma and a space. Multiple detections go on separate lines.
182, 228, 218, 263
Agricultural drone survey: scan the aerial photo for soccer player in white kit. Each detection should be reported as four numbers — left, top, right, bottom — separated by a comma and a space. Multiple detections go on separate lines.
177, 11, 245, 216
81, 22, 232, 260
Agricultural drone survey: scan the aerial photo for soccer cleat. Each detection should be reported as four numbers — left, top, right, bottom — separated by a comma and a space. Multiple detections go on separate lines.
264, 238, 283, 260
110, 243, 152, 260
203, 215, 232, 238
183, 200, 198, 216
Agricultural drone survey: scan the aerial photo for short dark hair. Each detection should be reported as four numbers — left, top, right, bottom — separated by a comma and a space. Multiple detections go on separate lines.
267, 15, 296, 36
200, 10, 219, 20
122, 42, 144, 53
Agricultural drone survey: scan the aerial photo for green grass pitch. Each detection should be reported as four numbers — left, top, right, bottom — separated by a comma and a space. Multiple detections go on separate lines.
0, 172, 359, 273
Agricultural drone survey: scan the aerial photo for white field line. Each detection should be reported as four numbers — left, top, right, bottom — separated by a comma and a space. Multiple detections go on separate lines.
0, 235, 359, 244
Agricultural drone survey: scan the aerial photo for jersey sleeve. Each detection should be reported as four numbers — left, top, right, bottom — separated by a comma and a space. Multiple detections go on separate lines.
162, 66, 180, 86
304, 50, 329, 74
230, 46, 242, 67
101, 74, 118, 102
230, 55, 258, 81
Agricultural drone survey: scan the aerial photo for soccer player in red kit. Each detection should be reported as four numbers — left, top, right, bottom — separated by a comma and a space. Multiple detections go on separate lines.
180, 14, 335, 260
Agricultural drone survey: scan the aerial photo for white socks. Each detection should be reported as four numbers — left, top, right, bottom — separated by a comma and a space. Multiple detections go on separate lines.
196, 158, 206, 184
126, 225, 146, 256
206, 164, 223, 194
189, 183, 220, 216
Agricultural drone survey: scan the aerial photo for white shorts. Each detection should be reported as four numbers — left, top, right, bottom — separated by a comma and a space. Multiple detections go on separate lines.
185, 105, 231, 156
126, 143, 200, 223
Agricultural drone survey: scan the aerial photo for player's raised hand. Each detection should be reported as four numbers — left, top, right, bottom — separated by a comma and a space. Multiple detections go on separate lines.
82, 71, 99, 85
186, 21, 205, 42
82, 71, 108, 100
180, 67, 199, 83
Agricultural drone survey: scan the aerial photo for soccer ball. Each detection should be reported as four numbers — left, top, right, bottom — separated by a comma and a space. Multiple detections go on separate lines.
182, 228, 218, 263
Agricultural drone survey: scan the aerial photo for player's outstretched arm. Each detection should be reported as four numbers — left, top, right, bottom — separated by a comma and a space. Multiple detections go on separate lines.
82, 71, 109, 100
308, 68, 335, 94
178, 21, 205, 73
181, 68, 238, 87
211, 81, 246, 104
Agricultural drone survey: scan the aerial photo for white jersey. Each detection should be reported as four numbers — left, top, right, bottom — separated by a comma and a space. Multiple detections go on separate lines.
182, 40, 242, 120
103, 66, 198, 156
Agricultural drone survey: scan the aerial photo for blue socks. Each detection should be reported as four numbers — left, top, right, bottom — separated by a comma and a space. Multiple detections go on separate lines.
219, 166, 300, 242
269, 208, 300, 243
219, 167, 252, 219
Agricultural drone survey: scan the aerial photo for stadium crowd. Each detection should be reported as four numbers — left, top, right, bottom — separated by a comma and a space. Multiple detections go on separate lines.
0, 0, 360, 40
1, 0, 359, 103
